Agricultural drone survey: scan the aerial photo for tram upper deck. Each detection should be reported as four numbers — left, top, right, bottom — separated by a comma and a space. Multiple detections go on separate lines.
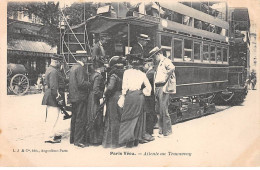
61, 1, 230, 97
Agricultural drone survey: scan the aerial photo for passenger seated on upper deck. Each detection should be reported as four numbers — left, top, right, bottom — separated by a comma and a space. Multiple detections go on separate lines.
96, 4, 117, 18
125, 2, 143, 17
92, 33, 111, 60
145, 2, 165, 17
194, 20, 202, 29
183, 15, 192, 26
126, 2, 165, 18
209, 24, 216, 33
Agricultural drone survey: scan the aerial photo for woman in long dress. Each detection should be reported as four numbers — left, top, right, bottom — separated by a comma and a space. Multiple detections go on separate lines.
102, 57, 125, 148
86, 59, 105, 145
118, 56, 152, 148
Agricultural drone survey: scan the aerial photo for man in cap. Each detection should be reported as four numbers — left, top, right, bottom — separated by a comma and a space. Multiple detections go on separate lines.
92, 33, 109, 60
69, 55, 91, 148
130, 34, 150, 59
42, 54, 65, 143
149, 47, 176, 137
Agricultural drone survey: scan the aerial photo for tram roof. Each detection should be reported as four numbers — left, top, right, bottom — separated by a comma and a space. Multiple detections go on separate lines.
71, 15, 159, 34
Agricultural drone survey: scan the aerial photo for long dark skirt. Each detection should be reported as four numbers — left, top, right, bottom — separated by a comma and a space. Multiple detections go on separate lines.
86, 92, 103, 145
119, 90, 146, 145
102, 91, 122, 148
70, 100, 88, 145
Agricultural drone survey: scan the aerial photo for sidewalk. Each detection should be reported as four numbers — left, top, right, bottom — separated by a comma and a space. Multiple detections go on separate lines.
1, 90, 259, 166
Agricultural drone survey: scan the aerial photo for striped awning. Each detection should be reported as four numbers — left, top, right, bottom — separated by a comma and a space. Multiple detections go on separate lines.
7, 40, 57, 57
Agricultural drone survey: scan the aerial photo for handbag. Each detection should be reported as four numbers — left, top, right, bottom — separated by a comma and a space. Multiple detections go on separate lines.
163, 72, 176, 94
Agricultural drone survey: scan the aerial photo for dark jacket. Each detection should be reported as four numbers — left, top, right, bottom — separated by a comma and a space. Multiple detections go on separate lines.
130, 43, 144, 58
42, 65, 65, 107
69, 63, 91, 103
90, 72, 105, 101
104, 70, 123, 98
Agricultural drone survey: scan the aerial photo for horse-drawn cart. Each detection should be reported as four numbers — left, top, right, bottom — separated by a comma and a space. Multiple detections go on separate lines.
7, 63, 30, 95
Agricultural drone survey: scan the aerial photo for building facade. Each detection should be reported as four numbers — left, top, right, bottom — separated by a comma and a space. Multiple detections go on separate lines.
7, 9, 57, 85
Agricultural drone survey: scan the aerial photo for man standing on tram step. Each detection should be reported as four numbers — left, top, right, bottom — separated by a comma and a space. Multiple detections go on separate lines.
149, 46, 176, 137
69, 55, 91, 148
42, 54, 65, 143
130, 34, 150, 59
92, 33, 109, 59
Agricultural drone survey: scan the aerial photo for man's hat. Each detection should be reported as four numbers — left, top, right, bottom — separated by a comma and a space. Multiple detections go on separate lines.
137, 34, 150, 41
51, 54, 63, 61
148, 46, 162, 58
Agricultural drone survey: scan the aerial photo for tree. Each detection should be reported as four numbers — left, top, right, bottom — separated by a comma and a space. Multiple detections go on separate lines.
63, 2, 97, 26
27, 2, 60, 47
7, 2, 30, 18
7, 2, 61, 47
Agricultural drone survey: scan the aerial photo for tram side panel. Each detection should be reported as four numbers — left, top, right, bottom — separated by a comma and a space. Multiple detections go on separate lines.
172, 63, 229, 98
168, 62, 229, 124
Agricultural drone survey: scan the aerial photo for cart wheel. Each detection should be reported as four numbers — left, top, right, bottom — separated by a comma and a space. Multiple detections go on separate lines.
10, 74, 29, 95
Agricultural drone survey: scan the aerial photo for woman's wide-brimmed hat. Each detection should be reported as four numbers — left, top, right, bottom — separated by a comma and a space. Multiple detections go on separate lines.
126, 54, 144, 66
109, 56, 126, 68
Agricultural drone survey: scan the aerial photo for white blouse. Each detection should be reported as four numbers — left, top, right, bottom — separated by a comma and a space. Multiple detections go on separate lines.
122, 68, 151, 96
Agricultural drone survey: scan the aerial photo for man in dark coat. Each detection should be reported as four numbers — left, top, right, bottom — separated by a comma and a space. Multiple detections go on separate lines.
69, 56, 91, 148
143, 63, 157, 139
92, 34, 108, 59
42, 54, 65, 143
130, 34, 150, 59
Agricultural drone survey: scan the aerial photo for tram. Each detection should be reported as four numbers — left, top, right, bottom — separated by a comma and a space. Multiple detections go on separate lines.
60, 2, 249, 124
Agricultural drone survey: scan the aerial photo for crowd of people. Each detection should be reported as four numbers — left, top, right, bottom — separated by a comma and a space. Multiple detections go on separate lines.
41, 33, 176, 148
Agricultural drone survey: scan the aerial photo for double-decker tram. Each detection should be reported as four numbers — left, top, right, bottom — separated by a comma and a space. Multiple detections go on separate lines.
60, 1, 249, 124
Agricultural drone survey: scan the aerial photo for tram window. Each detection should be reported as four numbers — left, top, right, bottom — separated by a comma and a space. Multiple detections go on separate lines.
203, 44, 209, 62
194, 43, 201, 61
172, 12, 183, 24
194, 19, 202, 29
210, 46, 216, 62
161, 35, 172, 46
216, 47, 222, 63
173, 39, 182, 59
223, 48, 228, 62
216, 26, 222, 34
184, 39, 192, 61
